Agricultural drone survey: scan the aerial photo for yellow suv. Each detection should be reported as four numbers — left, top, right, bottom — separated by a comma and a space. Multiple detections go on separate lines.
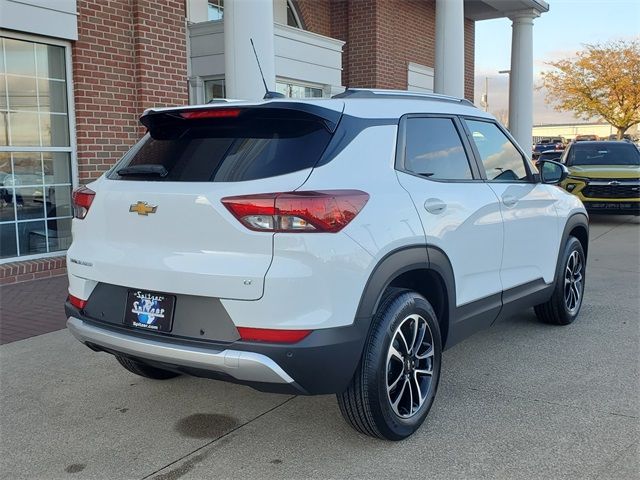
560, 141, 640, 215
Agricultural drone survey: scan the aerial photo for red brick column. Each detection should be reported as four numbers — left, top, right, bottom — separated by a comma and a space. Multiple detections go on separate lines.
295, 0, 474, 100
72, 0, 187, 183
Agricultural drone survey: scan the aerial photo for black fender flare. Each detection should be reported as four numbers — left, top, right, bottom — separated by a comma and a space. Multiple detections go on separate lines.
554, 212, 589, 283
353, 245, 457, 341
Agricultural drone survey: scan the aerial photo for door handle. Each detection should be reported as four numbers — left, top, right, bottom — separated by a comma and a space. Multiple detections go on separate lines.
424, 198, 447, 214
502, 195, 518, 207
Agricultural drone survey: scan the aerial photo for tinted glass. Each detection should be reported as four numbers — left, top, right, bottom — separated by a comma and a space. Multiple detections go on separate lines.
110, 117, 332, 182
566, 142, 640, 166
404, 118, 472, 180
465, 120, 529, 182
538, 151, 562, 162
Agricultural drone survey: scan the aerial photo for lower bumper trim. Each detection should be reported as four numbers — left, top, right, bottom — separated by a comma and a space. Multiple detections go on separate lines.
67, 317, 294, 385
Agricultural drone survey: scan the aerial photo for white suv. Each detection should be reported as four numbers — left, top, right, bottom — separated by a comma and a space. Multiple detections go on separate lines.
66, 90, 589, 440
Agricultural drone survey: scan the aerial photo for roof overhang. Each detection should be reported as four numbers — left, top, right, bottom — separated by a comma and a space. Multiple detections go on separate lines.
464, 0, 549, 21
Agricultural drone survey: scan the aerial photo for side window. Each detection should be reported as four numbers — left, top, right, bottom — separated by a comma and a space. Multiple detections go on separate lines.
465, 119, 529, 182
404, 117, 473, 180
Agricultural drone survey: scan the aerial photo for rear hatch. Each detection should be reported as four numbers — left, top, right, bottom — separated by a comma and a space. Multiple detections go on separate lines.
68, 101, 344, 299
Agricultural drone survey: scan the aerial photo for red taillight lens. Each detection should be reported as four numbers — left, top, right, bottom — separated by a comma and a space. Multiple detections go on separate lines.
68, 294, 87, 310
72, 186, 95, 219
237, 327, 312, 343
179, 109, 241, 119
221, 190, 369, 233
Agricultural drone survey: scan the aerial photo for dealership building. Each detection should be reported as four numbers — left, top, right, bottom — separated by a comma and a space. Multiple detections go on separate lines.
0, 0, 548, 282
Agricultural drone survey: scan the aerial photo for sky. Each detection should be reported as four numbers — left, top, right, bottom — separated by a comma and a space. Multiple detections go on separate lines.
474, 0, 640, 125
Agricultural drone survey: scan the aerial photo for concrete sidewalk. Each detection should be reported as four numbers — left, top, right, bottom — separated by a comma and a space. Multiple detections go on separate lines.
1, 215, 638, 479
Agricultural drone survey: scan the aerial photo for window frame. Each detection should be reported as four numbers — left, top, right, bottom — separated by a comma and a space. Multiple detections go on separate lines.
202, 76, 226, 102
0, 31, 77, 263
394, 113, 482, 183
459, 116, 537, 184
275, 77, 327, 99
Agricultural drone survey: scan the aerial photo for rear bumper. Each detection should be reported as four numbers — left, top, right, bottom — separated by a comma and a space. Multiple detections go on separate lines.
66, 302, 369, 395
67, 317, 294, 385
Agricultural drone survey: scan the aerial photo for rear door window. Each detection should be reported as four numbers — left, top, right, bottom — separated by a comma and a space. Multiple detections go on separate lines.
109, 115, 332, 182
403, 117, 473, 180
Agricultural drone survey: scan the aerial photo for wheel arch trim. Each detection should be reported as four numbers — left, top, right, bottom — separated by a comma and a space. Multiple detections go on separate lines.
354, 245, 456, 336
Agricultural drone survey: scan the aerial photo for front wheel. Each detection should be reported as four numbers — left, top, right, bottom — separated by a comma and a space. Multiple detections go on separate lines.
534, 236, 586, 325
337, 289, 442, 440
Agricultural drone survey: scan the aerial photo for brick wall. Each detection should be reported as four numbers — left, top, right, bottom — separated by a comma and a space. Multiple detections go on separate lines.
73, 0, 188, 183
0, 257, 67, 285
464, 18, 475, 101
296, 0, 475, 100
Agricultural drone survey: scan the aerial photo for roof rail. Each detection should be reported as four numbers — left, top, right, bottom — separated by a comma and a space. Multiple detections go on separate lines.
332, 88, 475, 107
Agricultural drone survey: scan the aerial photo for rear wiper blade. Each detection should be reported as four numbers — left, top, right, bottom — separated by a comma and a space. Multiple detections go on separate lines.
117, 164, 168, 178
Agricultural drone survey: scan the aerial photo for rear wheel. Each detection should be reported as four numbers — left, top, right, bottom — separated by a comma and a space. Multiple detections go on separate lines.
337, 289, 442, 440
534, 236, 586, 325
115, 355, 180, 380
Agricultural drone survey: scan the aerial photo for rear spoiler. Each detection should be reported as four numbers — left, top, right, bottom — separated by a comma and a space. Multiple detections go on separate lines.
140, 101, 345, 133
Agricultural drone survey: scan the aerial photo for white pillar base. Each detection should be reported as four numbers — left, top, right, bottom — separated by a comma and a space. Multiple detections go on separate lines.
224, 0, 276, 101
508, 10, 539, 153
434, 0, 465, 98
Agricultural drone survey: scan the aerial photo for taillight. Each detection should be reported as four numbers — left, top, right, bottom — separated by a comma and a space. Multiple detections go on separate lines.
72, 186, 95, 219
68, 294, 87, 310
221, 190, 369, 233
237, 327, 312, 343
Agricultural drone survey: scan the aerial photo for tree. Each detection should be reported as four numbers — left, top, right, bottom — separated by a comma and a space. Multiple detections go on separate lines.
541, 40, 640, 139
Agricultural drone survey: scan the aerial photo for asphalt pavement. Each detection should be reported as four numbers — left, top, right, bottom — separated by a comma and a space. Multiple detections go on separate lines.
1, 214, 638, 480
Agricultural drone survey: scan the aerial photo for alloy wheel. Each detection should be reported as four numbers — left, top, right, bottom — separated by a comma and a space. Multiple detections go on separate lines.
386, 314, 435, 418
564, 250, 584, 314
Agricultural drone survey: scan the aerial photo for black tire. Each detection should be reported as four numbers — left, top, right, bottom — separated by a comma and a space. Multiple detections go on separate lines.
115, 355, 180, 380
337, 289, 442, 440
534, 236, 586, 325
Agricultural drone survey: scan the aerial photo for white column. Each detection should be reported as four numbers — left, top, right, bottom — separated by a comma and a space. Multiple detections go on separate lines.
508, 10, 539, 153
434, 0, 465, 98
224, 0, 276, 100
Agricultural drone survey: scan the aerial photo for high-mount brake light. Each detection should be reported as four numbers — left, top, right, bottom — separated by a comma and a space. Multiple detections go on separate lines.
72, 186, 96, 219
179, 109, 241, 119
221, 190, 369, 233
237, 327, 312, 343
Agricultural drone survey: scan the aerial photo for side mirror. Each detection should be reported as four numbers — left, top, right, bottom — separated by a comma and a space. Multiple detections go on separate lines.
538, 159, 569, 185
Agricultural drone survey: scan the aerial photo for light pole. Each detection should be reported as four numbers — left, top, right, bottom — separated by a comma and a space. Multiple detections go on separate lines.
481, 76, 489, 112
498, 69, 510, 127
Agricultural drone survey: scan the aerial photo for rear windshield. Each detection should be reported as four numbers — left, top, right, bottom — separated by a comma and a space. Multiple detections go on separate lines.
566, 143, 640, 166
108, 115, 332, 182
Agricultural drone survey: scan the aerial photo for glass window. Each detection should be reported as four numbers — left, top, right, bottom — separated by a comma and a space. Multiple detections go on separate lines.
287, 1, 301, 28
0, 37, 73, 260
204, 78, 225, 102
4, 38, 36, 77
208, 0, 224, 20
465, 119, 529, 182
404, 118, 472, 180
109, 116, 333, 183
566, 142, 640, 166
276, 81, 324, 99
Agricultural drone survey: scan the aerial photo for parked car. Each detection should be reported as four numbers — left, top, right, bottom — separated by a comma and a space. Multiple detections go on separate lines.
534, 149, 565, 167
575, 134, 599, 142
533, 137, 565, 158
607, 134, 634, 142
560, 140, 640, 214
65, 89, 589, 440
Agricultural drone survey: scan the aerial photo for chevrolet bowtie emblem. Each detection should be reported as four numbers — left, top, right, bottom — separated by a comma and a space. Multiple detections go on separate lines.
129, 201, 157, 216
